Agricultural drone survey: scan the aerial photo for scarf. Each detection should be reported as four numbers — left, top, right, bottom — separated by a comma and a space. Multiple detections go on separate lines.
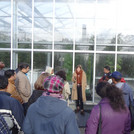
42, 92, 64, 100
76, 69, 83, 84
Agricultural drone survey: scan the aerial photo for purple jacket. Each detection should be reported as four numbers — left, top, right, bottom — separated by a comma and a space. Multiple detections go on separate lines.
85, 98, 131, 134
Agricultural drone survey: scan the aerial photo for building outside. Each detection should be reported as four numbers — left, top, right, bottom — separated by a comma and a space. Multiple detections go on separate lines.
0, 0, 134, 104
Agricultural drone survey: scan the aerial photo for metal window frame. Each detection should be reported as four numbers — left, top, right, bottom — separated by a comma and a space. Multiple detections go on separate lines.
7, 0, 134, 104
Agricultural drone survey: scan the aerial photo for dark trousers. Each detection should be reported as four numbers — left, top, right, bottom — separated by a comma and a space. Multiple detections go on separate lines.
76, 85, 83, 110
23, 103, 28, 116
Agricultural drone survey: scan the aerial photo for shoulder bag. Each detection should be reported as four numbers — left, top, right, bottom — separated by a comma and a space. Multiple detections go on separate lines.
97, 104, 102, 134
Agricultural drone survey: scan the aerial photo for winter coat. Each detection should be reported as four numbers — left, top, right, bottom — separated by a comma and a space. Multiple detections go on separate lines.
0, 69, 4, 76
6, 79, 23, 104
71, 70, 87, 102
0, 91, 24, 128
27, 89, 44, 110
116, 82, 134, 107
15, 71, 31, 103
23, 96, 80, 134
85, 98, 131, 134
62, 81, 70, 106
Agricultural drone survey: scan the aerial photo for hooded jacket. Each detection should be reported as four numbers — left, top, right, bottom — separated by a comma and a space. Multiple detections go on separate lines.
85, 98, 131, 134
116, 82, 134, 107
23, 96, 80, 134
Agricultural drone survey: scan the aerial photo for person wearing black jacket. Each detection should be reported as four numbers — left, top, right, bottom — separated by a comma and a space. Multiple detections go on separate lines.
99, 66, 111, 83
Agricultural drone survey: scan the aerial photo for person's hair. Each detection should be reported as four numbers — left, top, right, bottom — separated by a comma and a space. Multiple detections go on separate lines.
96, 82, 126, 111
18, 62, 23, 69
0, 76, 8, 89
4, 69, 15, 78
76, 64, 82, 70
104, 66, 110, 71
55, 70, 66, 81
34, 73, 50, 90
19, 63, 29, 70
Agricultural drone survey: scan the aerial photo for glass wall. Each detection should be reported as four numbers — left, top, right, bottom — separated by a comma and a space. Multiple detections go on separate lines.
34, 0, 53, 49
0, 0, 134, 103
0, 0, 11, 48
54, 52, 73, 80
13, 0, 32, 49
75, 0, 95, 50
117, 0, 134, 52
96, 0, 116, 51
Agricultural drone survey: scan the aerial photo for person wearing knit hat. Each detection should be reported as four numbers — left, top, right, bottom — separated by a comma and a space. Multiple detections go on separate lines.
23, 75, 80, 134
44, 75, 64, 93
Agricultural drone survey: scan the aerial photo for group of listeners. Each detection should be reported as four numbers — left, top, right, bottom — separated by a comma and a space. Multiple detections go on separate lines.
0, 62, 74, 133
0, 61, 133, 134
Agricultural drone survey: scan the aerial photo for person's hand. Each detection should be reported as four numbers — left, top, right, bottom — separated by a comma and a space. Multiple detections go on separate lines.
73, 74, 77, 83
74, 74, 77, 79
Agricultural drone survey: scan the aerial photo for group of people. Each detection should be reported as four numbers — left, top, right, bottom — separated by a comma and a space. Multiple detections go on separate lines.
0, 62, 76, 134
0, 61, 133, 134
85, 66, 134, 134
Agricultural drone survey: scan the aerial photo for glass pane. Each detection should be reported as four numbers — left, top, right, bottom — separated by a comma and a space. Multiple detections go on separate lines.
76, 0, 96, 19
55, 0, 74, 19
34, 18, 52, 49
34, 0, 53, 49
117, 54, 134, 93
96, 0, 116, 51
95, 53, 115, 103
96, 19, 116, 51
75, 53, 94, 101
13, 0, 32, 48
0, 51, 10, 69
55, 0, 74, 50
75, 19, 94, 50
12, 51, 31, 81
117, 33, 134, 52
96, 0, 117, 19
54, 52, 73, 81
96, 54, 115, 80
54, 19, 73, 50
117, 54, 134, 78
0, 0, 11, 48
117, 1, 134, 52
33, 52, 52, 85
34, 0, 53, 18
